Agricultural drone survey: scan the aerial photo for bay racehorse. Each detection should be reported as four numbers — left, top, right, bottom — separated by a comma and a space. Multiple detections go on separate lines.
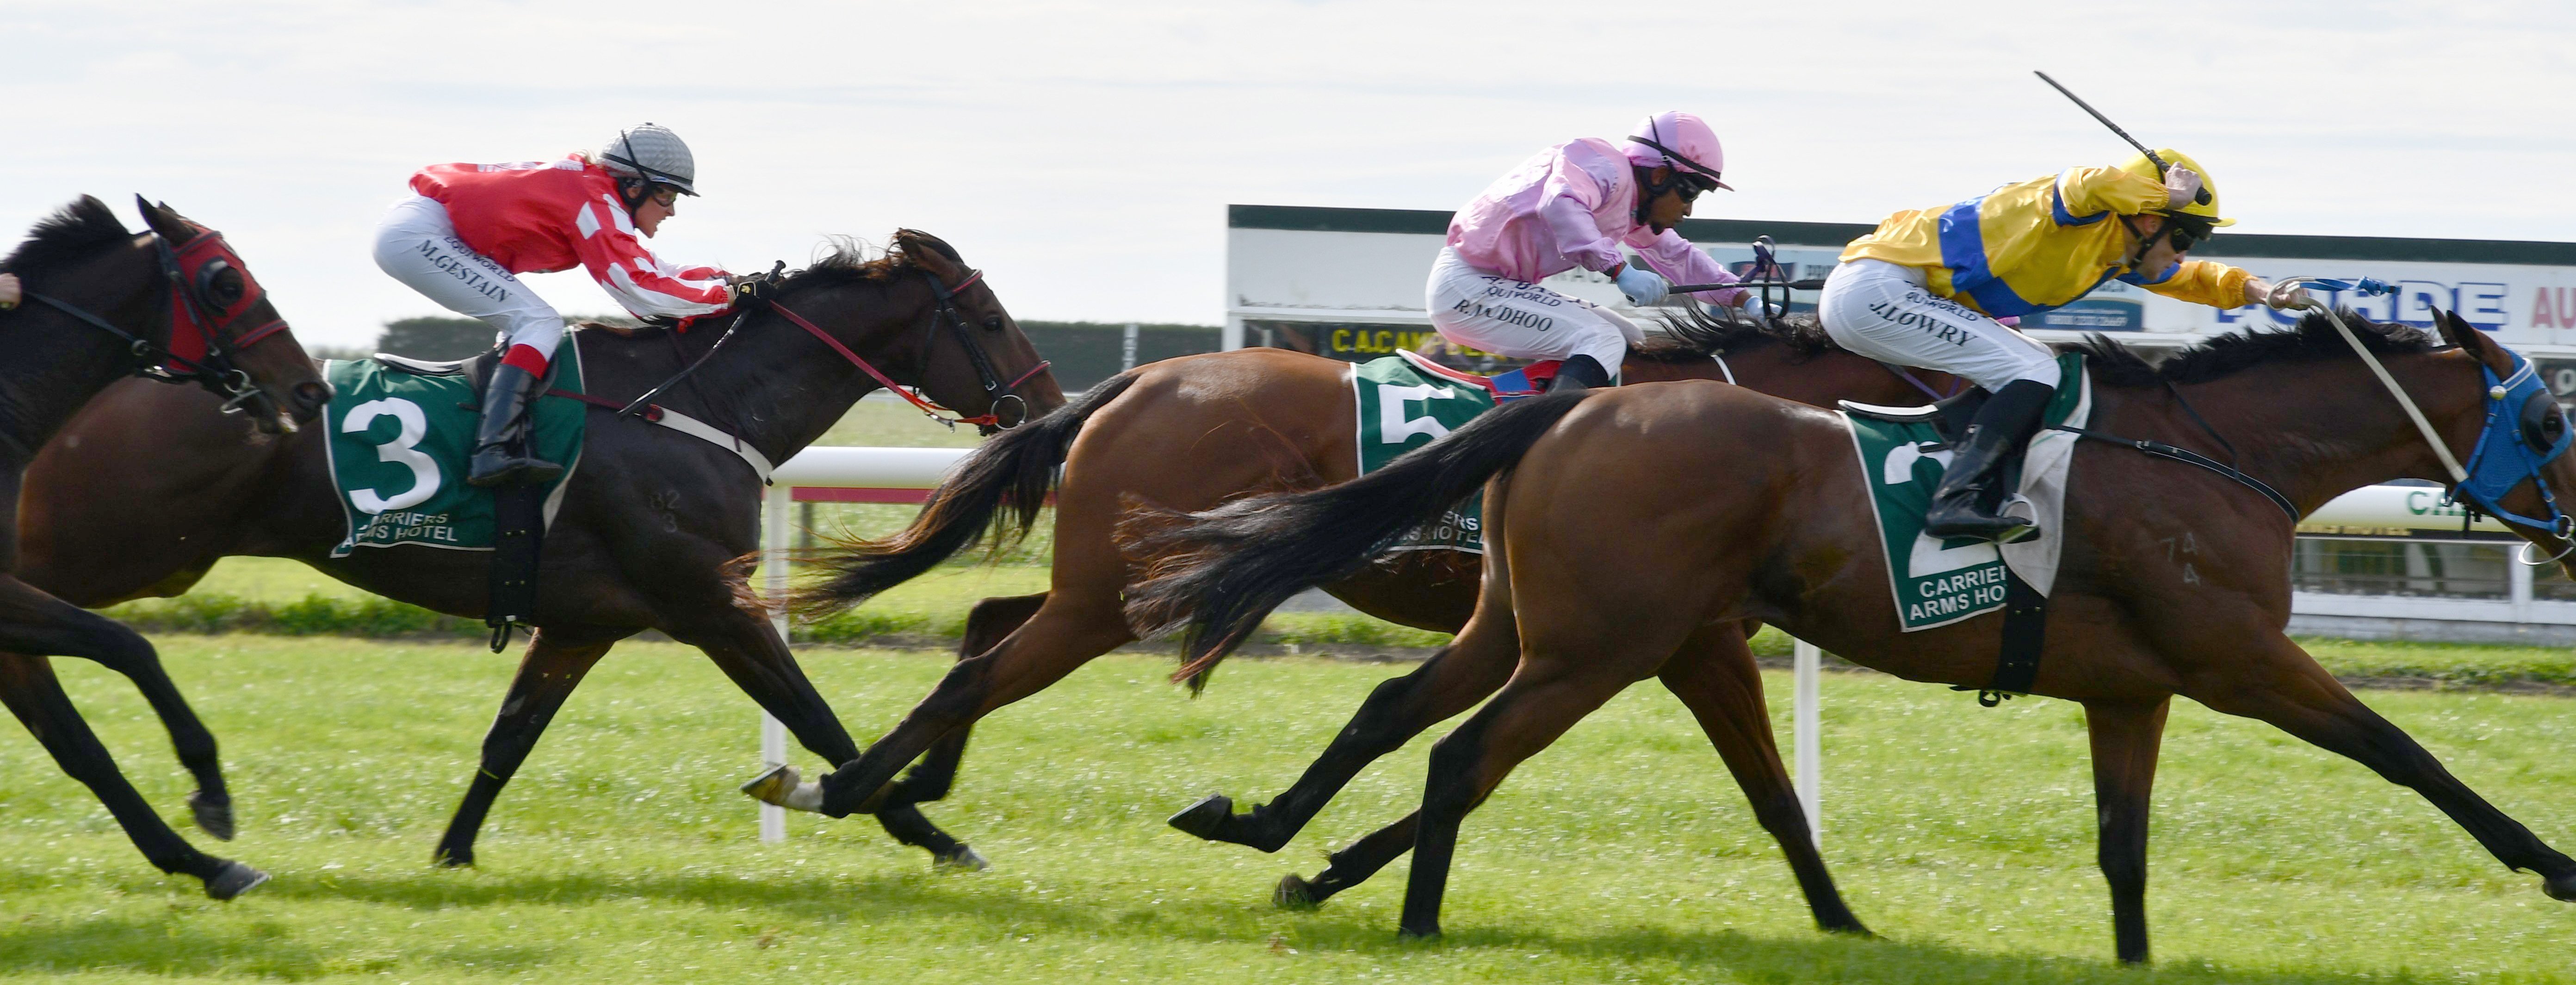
1122, 310, 2576, 961
0, 196, 330, 898
13, 230, 1059, 872
749, 310, 1945, 931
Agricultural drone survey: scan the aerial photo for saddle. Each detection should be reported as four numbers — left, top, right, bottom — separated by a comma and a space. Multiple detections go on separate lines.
1838, 386, 1990, 447
1392, 351, 1560, 401
373, 348, 505, 396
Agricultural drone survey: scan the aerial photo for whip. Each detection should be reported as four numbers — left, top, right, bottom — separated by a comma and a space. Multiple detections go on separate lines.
2034, 70, 2211, 206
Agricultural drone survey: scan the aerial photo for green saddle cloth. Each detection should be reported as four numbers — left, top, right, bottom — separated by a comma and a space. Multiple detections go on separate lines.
1842, 352, 2090, 631
1352, 353, 1499, 553
322, 347, 586, 558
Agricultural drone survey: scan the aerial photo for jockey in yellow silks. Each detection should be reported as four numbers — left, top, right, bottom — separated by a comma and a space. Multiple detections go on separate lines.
1817, 149, 2312, 544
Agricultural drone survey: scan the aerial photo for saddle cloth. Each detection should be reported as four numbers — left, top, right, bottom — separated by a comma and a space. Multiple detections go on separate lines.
1838, 352, 2090, 631
321, 345, 586, 557
1351, 351, 1509, 553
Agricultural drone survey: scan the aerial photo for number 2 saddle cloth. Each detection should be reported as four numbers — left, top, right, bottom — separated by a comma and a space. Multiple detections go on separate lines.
321, 346, 586, 558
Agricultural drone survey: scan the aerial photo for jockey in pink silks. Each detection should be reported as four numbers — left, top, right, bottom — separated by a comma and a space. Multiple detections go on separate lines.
1430, 111, 1754, 391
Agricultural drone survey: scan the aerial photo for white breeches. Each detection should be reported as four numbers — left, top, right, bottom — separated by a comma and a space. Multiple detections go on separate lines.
372, 195, 566, 359
1816, 259, 2059, 392
1425, 247, 1641, 382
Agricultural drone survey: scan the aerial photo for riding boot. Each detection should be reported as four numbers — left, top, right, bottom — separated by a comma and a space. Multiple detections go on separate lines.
466, 363, 563, 488
1547, 354, 1614, 394
1922, 378, 2055, 544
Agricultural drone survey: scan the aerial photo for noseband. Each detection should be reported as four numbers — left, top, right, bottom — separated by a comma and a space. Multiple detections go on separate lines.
18, 228, 291, 413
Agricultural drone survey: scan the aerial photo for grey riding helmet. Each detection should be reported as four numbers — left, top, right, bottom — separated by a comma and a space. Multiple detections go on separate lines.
598, 124, 698, 196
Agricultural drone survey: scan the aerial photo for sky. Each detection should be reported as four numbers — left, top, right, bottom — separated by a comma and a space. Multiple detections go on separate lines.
6, 0, 2572, 351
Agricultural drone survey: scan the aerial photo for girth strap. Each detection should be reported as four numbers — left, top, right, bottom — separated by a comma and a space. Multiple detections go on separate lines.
550, 389, 774, 484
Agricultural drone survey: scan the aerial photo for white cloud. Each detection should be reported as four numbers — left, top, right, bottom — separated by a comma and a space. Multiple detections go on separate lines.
5, 0, 2570, 348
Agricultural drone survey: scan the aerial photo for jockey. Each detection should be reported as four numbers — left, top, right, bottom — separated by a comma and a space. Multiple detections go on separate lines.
1819, 150, 2311, 544
1431, 112, 1753, 392
372, 123, 737, 487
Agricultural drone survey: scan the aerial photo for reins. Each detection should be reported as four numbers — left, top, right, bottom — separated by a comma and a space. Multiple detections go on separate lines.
17, 229, 287, 414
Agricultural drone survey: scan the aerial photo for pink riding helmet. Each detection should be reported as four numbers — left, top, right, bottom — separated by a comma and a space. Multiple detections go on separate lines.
1622, 111, 1731, 191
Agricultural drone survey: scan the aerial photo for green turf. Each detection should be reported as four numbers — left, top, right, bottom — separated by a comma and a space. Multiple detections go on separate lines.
2, 636, 2571, 982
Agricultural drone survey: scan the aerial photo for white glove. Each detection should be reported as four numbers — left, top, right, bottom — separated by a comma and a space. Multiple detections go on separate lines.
1734, 290, 1779, 318
2250, 278, 2313, 310
2163, 167, 2204, 209
1614, 264, 1669, 306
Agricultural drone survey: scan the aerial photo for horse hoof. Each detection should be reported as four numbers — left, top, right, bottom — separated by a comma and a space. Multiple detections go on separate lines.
432, 844, 475, 868
187, 790, 235, 842
2545, 869, 2576, 902
204, 861, 270, 901
1168, 794, 1234, 841
1273, 873, 1322, 911
740, 764, 801, 805
935, 844, 989, 871
1396, 923, 1441, 942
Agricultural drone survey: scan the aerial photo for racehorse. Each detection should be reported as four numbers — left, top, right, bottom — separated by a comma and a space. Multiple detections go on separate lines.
1120, 310, 2576, 961
0, 196, 330, 898
750, 310, 1945, 931
12, 229, 1059, 872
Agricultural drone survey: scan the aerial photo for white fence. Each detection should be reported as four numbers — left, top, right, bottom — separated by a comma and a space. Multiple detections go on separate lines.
752, 446, 2556, 843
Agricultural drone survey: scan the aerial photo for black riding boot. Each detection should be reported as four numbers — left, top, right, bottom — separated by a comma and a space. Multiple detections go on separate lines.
466, 363, 562, 488
1922, 378, 2055, 544
1547, 354, 1614, 393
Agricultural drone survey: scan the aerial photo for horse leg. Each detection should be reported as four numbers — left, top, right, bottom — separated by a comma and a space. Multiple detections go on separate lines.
0, 638, 234, 841
877, 592, 1045, 809
2082, 696, 2171, 965
1401, 650, 1657, 938
1172, 612, 1520, 853
811, 589, 1134, 819
1657, 623, 1867, 935
0, 654, 265, 898
432, 626, 628, 866
2190, 638, 2576, 900
679, 606, 980, 867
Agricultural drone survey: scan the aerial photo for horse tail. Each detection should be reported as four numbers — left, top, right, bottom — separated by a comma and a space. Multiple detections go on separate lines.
1122, 389, 1593, 689
792, 372, 1137, 616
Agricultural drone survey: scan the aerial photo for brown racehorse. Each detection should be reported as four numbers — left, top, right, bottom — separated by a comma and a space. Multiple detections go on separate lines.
12, 231, 1060, 873
0, 196, 329, 898
751, 312, 1944, 931
1123, 311, 2576, 961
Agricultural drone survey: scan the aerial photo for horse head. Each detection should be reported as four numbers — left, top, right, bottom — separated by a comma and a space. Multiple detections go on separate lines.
133, 198, 331, 432
2429, 309, 2576, 579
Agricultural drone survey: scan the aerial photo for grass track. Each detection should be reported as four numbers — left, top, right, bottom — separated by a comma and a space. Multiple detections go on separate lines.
2, 637, 2572, 982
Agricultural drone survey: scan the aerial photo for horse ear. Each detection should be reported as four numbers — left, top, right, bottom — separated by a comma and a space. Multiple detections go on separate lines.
133, 196, 199, 245
894, 228, 961, 279
2439, 309, 2516, 377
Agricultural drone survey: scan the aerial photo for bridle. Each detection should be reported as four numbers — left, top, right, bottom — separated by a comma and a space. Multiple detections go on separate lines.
17, 227, 291, 415
766, 267, 1050, 434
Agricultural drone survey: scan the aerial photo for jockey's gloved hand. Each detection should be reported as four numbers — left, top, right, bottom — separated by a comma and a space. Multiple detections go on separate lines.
728, 260, 787, 306
2163, 166, 2204, 208
1734, 290, 1780, 319
1613, 264, 1669, 306
2249, 278, 2313, 310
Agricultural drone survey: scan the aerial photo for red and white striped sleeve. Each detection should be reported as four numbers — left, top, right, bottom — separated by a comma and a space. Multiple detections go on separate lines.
568, 192, 733, 321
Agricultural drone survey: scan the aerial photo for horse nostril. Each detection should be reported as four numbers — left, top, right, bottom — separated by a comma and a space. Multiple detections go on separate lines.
293, 380, 334, 415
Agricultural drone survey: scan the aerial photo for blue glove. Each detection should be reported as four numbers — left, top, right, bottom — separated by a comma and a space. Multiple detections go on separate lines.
1614, 264, 1669, 305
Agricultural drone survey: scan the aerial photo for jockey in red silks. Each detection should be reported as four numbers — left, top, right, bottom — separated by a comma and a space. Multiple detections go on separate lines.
372, 123, 737, 487
1430, 111, 1755, 392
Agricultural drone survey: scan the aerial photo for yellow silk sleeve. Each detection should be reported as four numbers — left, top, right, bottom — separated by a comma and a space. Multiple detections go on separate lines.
2056, 167, 2170, 219
2141, 260, 2254, 309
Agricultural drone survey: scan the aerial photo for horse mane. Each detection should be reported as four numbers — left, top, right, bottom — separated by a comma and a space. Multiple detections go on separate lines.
2070, 310, 2440, 388
0, 196, 130, 273
771, 229, 964, 295
1634, 305, 1840, 364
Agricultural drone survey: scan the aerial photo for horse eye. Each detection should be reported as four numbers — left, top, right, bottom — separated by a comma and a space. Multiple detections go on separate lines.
982, 315, 1004, 332
204, 267, 244, 305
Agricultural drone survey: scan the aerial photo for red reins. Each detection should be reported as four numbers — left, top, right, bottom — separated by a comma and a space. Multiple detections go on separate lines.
766, 272, 1048, 429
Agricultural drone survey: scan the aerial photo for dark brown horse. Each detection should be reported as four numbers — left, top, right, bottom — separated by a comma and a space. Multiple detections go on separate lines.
13, 230, 1060, 873
748, 312, 1944, 931
1125, 311, 2576, 961
0, 196, 330, 898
